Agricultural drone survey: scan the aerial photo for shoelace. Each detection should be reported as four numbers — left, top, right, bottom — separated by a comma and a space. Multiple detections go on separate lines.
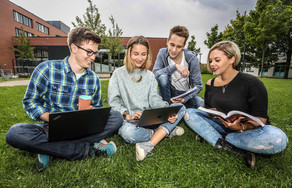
92, 143, 108, 156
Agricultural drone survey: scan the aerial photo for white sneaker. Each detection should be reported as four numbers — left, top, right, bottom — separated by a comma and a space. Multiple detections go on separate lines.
167, 126, 185, 138
136, 141, 154, 161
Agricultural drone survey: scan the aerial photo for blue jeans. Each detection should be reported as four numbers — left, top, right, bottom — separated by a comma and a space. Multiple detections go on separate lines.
118, 103, 186, 144
184, 108, 288, 154
157, 74, 204, 108
6, 110, 123, 160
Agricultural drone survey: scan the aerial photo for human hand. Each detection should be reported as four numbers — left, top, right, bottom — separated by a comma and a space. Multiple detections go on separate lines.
40, 112, 50, 122
176, 64, 190, 77
131, 112, 142, 120
77, 104, 93, 110
170, 98, 185, 104
216, 116, 245, 132
168, 113, 178, 124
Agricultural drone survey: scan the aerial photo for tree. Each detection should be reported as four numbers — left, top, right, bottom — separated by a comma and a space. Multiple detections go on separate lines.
187, 35, 201, 55
11, 28, 35, 60
72, 0, 106, 37
103, 15, 124, 70
244, 0, 289, 77
204, 24, 223, 49
223, 11, 250, 70
271, 1, 292, 79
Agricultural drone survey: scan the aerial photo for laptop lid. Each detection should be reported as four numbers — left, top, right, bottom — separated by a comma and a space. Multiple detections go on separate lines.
129, 105, 183, 127
47, 107, 111, 142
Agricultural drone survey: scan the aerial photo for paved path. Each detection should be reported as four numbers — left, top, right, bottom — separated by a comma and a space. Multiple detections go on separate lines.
0, 79, 30, 86
0, 75, 110, 87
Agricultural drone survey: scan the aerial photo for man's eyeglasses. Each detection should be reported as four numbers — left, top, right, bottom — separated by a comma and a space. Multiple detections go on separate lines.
74, 44, 98, 56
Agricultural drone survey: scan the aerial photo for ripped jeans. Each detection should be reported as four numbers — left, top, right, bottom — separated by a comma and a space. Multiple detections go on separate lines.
184, 108, 288, 154
118, 103, 186, 144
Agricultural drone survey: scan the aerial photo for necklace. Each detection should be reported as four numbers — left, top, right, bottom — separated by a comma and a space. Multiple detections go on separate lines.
131, 75, 142, 82
222, 83, 229, 93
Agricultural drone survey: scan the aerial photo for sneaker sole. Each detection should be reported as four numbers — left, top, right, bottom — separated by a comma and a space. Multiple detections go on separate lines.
36, 154, 50, 172
135, 143, 146, 161
108, 141, 117, 156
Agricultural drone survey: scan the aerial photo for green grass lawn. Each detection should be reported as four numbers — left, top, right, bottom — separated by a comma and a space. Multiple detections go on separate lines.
0, 74, 291, 187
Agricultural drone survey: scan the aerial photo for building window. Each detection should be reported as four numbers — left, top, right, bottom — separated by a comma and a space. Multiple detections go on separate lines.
13, 10, 33, 28
273, 63, 285, 77
15, 28, 34, 37
36, 22, 49, 35
258, 66, 269, 76
34, 48, 49, 61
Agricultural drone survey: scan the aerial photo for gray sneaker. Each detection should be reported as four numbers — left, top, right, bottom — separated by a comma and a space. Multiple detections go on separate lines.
167, 126, 185, 138
136, 141, 154, 161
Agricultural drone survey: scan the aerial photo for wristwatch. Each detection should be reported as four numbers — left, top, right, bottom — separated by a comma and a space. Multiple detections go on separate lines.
123, 112, 127, 119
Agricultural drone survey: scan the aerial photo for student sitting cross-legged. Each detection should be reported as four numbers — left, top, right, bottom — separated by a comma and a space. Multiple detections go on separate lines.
184, 41, 288, 168
6, 27, 123, 172
108, 36, 186, 161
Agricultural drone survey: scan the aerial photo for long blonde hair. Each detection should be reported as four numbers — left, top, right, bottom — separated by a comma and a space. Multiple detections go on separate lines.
124, 36, 152, 73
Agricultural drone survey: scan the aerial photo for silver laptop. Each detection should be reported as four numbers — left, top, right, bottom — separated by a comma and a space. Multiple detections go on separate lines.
44, 107, 111, 142
128, 105, 183, 127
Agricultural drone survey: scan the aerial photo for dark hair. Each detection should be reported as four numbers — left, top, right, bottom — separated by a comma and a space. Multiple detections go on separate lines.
67, 27, 101, 51
169, 26, 189, 45
124, 36, 152, 72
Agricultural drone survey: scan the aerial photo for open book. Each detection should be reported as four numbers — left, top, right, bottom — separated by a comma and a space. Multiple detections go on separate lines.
171, 86, 197, 100
198, 107, 265, 127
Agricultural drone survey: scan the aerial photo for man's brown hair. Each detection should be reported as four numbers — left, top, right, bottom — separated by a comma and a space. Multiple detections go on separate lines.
168, 26, 189, 45
67, 27, 101, 51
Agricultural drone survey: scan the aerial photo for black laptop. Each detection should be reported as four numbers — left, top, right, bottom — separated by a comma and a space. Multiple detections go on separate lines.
44, 107, 111, 142
128, 105, 183, 127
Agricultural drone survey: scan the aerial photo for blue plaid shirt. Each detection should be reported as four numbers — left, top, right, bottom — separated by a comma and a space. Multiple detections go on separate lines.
23, 57, 102, 121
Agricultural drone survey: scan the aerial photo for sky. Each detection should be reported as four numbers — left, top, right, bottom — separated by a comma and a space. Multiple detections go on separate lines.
10, 0, 257, 63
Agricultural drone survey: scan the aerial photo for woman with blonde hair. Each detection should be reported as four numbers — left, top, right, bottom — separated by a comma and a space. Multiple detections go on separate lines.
108, 36, 186, 161
184, 41, 288, 168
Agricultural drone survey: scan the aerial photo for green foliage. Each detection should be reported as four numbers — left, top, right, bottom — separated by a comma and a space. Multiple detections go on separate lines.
0, 76, 291, 187
244, 0, 291, 77
71, 0, 106, 37
204, 24, 223, 49
102, 15, 124, 68
10, 28, 35, 60
270, 0, 292, 79
219, 0, 291, 78
187, 35, 201, 55
223, 11, 254, 69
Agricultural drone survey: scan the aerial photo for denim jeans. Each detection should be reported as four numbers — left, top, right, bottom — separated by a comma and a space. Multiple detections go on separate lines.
6, 110, 123, 160
118, 103, 186, 144
184, 108, 288, 154
156, 74, 204, 108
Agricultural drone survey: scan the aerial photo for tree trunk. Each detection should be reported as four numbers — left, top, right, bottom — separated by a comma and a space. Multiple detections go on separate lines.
260, 49, 265, 78
113, 55, 116, 70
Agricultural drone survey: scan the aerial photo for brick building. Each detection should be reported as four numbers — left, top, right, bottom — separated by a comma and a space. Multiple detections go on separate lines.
0, 0, 167, 74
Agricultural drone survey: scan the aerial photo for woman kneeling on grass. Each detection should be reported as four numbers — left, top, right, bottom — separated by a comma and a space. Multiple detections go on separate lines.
184, 41, 288, 168
108, 36, 186, 161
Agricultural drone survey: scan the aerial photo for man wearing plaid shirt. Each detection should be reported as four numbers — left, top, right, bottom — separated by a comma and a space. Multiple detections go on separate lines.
6, 27, 123, 172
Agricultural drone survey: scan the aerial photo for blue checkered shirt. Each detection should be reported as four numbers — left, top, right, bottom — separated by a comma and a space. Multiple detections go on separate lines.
23, 57, 102, 121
